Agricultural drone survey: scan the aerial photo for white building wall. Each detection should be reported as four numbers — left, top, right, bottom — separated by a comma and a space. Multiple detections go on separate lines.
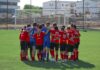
43, 1, 73, 16
43, 0, 100, 18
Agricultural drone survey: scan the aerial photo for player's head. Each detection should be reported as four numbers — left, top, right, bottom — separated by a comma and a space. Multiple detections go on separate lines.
67, 25, 71, 30
37, 25, 42, 33
41, 24, 45, 27
53, 23, 57, 28
33, 23, 37, 27
71, 24, 76, 29
61, 26, 65, 31
54, 26, 58, 30
46, 22, 50, 27
27, 24, 31, 27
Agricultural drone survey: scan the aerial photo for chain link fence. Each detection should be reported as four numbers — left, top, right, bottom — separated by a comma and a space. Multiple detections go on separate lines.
0, 9, 100, 30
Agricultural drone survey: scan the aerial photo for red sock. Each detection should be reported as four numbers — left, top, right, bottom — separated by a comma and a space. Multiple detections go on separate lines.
25, 52, 28, 60
20, 53, 23, 60
31, 56, 35, 61
64, 51, 68, 60
69, 54, 74, 60
50, 50, 54, 58
20, 52, 26, 61
56, 54, 58, 61
76, 50, 79, 60
64, 54, 68, 60
38, 52, 42, 61
74, 49, 78, 60
61, 53, 63, 60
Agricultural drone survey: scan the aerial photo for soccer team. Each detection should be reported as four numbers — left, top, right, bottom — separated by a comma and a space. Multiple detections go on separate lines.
19, 23, 80, 62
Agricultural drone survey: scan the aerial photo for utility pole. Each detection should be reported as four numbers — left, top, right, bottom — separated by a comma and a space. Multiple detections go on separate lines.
7, 0, 8, 29
83, 0, 85, 31
30, 0, 32, 24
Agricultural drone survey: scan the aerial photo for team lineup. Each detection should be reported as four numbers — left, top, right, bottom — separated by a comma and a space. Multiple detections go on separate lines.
19, 23, 80, 62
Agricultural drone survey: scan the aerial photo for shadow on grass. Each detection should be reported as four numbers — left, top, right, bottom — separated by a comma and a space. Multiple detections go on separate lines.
23, 60, 95, 70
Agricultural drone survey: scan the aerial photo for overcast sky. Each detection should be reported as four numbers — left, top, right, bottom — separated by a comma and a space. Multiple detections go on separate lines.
18, 0, 81, 9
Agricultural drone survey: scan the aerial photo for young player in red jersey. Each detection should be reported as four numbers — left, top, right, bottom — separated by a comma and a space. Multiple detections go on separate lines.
53, 26, 60, 61
50, 23, 60, 61
59, 26, 68, 62
33, 25, 45, 61
50, 23, 57, 61
71, 25, 80, 60
19, 26, 29, 61
66, 25, 75, 61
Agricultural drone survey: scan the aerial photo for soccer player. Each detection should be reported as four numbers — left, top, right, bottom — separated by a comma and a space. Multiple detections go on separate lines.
26, 24, 33, 60
29, 23, 37, 61
50, 23, 57, 61
66, 25, 75, 61
19, 26, 29, 61
59, 26, 68, 62
33, 25, 45, 61
71, 25, 80, 60
50, 24, 60, 62
42, 23, 51, 61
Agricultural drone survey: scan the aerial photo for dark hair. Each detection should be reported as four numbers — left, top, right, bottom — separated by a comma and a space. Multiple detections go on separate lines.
33, 23, 37, 27
41, 24, 45, 27
73, 25, 77, 29
61, 26, 65, 30
53, 23, 57, 27
54, 26, 58, 30
38, 25, 42, 29
46, 23, 50, 25
27, 24, 31, 27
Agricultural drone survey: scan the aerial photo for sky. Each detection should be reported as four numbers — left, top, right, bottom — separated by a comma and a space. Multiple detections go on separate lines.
18, 0, 80, 9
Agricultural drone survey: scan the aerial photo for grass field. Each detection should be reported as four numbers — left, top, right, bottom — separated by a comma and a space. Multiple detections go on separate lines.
0, 30, 100, 70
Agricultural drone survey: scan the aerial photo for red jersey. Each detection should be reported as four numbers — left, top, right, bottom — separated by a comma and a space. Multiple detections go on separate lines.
19, 30, 30, 43
74, 30, 80, 43
33, 32, 45, 45
66, 29, 75, 45
60, 30, 67, 44
53, 30, 60, 43
50, 28, 55, 42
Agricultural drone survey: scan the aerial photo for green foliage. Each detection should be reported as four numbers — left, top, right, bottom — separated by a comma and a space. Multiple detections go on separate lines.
23, 4, 42, 13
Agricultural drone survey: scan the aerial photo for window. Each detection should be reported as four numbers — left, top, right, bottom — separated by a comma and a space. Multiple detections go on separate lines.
0, 2, 17, 5
49, 3, 53, 6
0, 9, 15, 13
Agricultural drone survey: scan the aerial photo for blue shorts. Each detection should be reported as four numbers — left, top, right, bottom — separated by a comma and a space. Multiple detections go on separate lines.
30, 41, 36, 48
43, 40, 50, 48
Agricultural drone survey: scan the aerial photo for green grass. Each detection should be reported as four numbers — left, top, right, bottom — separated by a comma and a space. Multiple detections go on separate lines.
0, 30, 100, 70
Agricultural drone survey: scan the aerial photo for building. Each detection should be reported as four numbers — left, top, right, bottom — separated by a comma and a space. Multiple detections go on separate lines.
0, 0, 20, 18
43, 1, 76, 17
75, 0, 100, 18
43, 0, 100, 18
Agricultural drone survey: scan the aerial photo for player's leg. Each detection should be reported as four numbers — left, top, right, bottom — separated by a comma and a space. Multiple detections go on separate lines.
36, 46, 41, 61
46, 41, 50, 61
73, 42, 80, 60
20, 41, 24, 60
42, 41, 47, 61
20, 41, 27, 61
60, 44, 64, 61
64, 44, 68, 61
69, 45, 74, 61
50, 42, 55, 59
31, 42, 36, 61
55, 43, 59, 61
